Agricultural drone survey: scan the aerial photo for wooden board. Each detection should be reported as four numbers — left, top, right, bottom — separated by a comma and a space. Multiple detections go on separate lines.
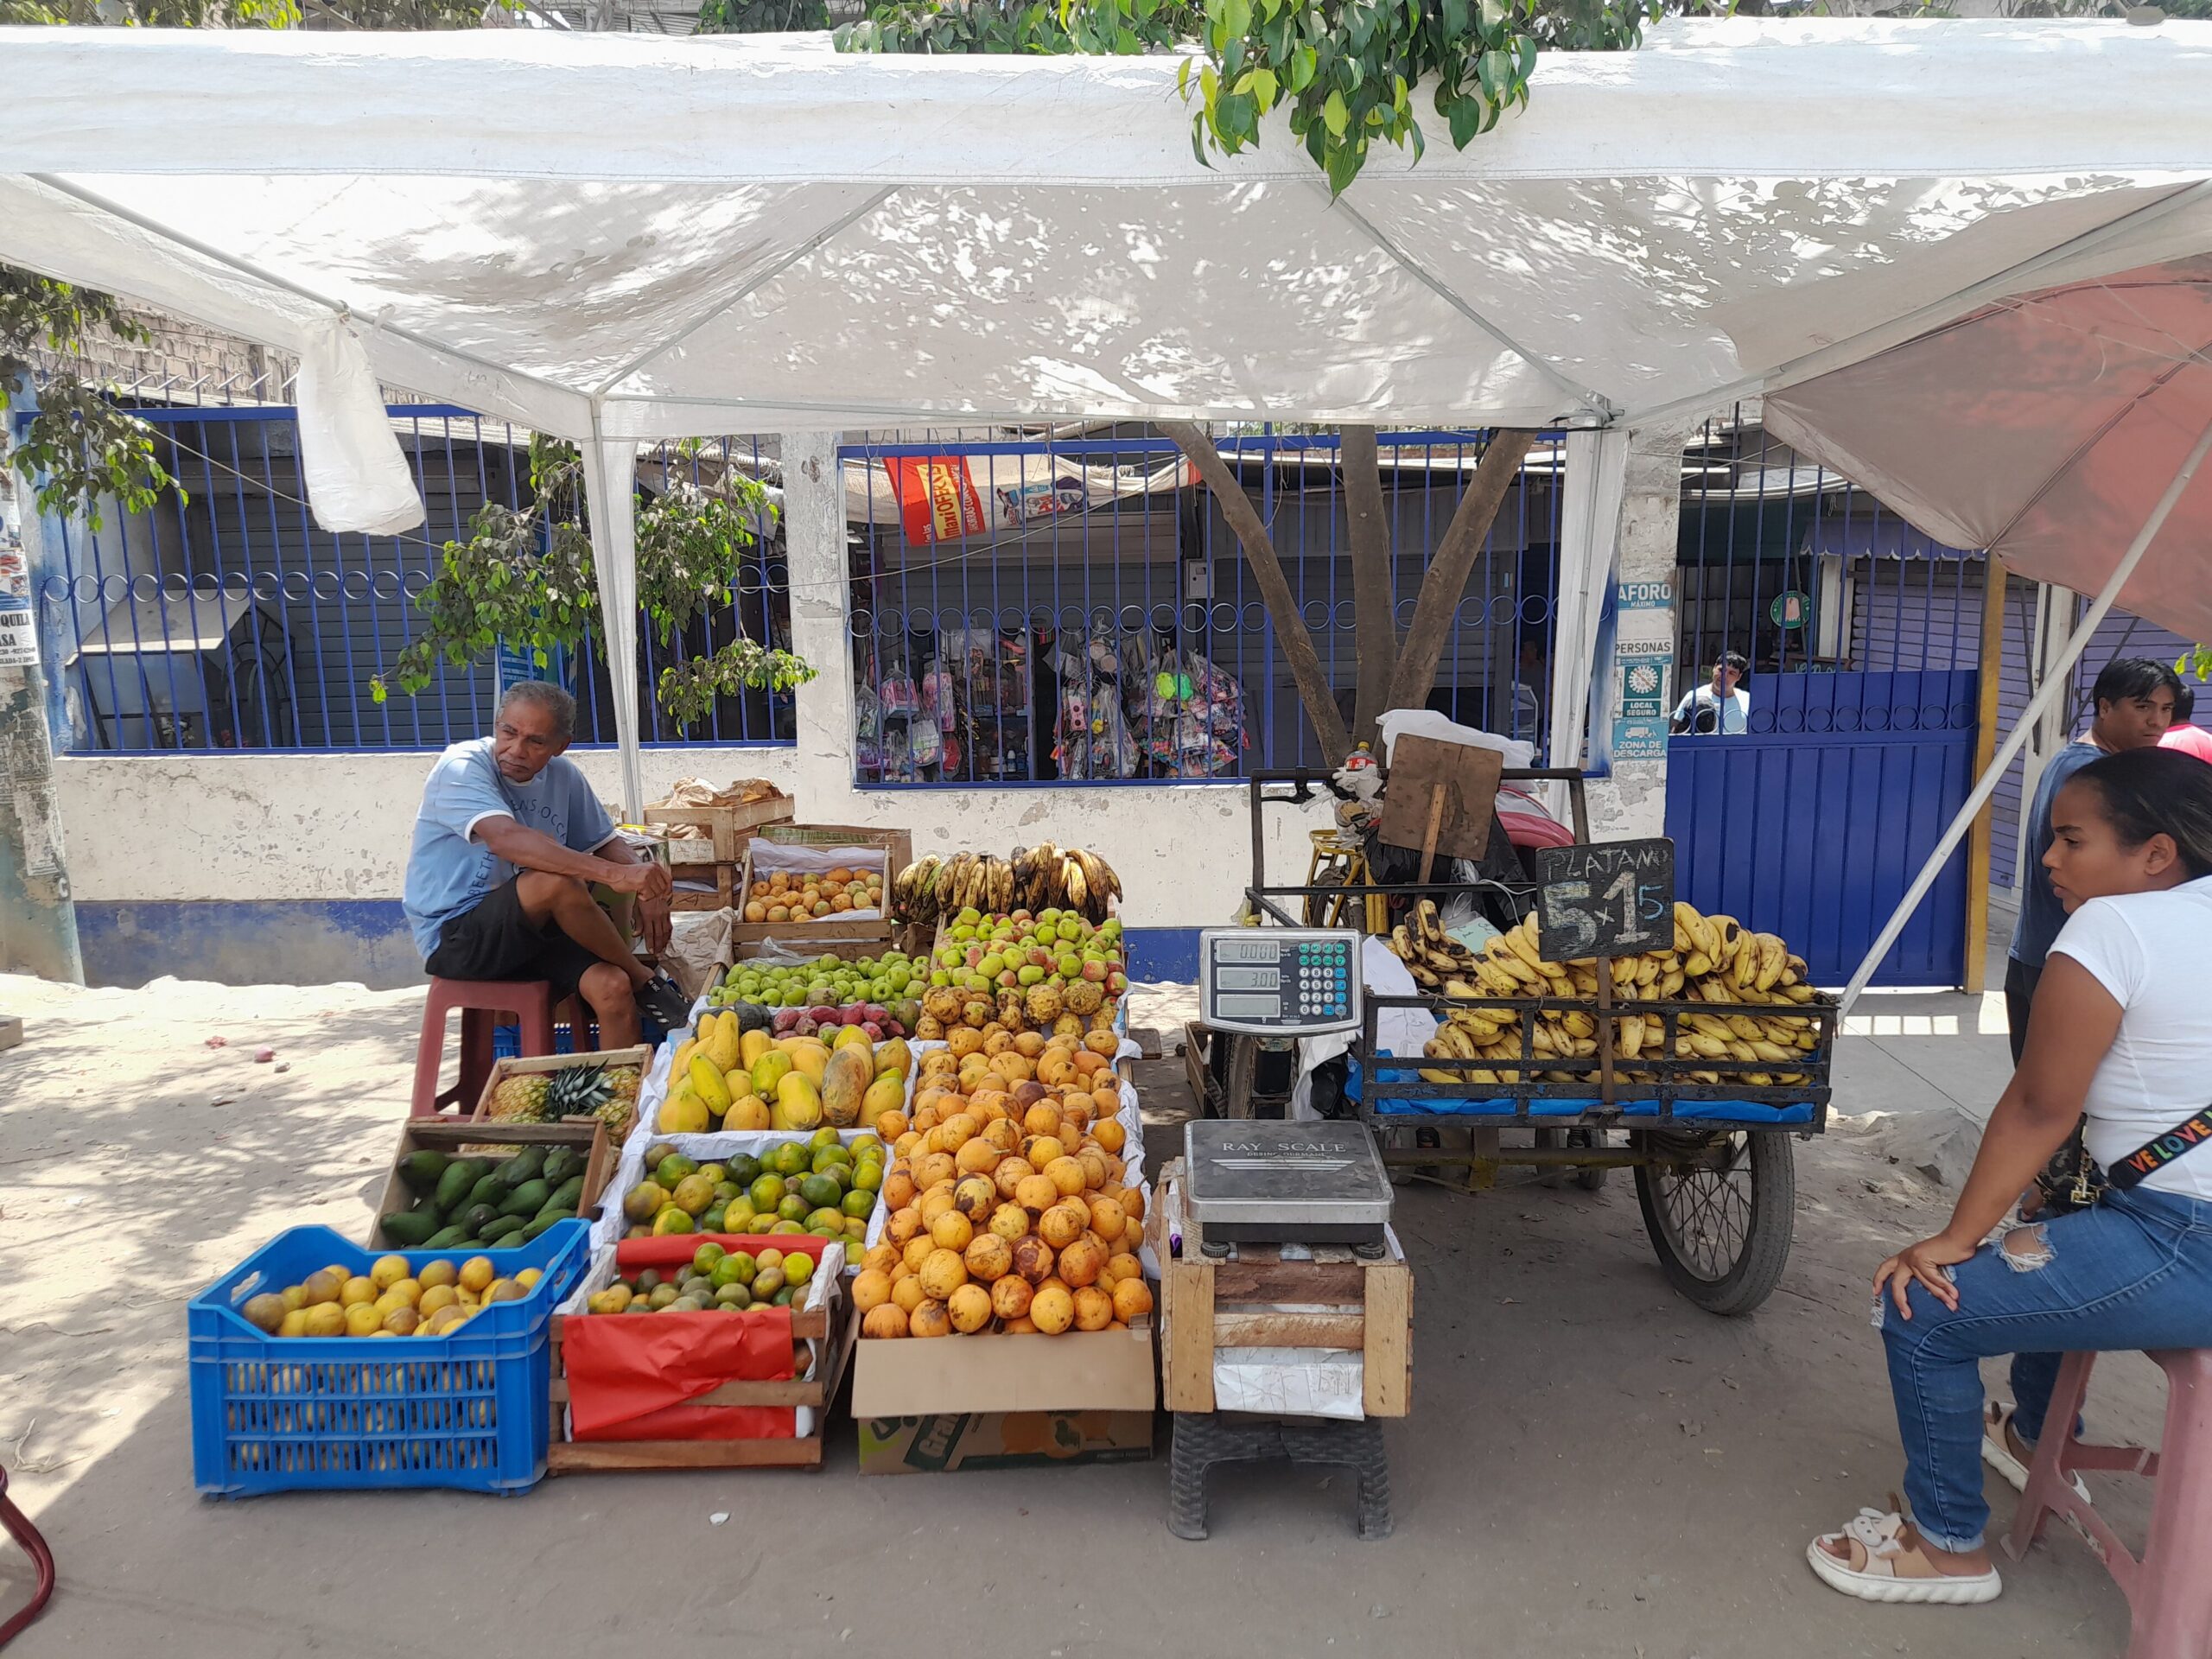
1153, 1160, 1413, 1418
1378, 734, 1503, 862
644, 795, 794, 864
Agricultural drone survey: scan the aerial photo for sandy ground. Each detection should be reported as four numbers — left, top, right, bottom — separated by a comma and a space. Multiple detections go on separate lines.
0, 969, 2170, 1659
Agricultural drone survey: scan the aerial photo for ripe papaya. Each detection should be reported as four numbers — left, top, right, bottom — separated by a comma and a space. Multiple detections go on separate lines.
820, 1043, 873, 1130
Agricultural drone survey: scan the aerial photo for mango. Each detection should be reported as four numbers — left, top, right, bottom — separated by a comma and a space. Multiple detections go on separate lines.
740, 1028, 772, 1071
658, 1086, 709, 1135
772, 1071, 824, 1132
831, 1025, 874, 1060
820, 1042, 874, 1130
789, 1040, 831, 1087
874, 1037, 913, 1080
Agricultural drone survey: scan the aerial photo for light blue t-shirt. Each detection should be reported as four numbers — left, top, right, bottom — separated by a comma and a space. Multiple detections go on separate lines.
402, 739, 616, 958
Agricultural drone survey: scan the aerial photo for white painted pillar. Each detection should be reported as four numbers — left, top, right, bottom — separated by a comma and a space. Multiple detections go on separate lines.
1585, 423, 1694, 841
780, 430, 857, 810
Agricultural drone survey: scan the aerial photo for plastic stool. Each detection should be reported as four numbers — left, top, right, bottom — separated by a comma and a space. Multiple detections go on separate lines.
0, 1463, 56, 1648
1167, 1412, 1392, 1541
2004, 1349, 2212, 1659
410, 978, 555, 1117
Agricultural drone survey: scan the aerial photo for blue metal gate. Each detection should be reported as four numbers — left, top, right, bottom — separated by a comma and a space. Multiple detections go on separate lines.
1664, 671, 1979, 987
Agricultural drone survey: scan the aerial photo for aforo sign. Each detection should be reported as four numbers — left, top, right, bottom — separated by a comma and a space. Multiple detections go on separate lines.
884, 456, 987, 545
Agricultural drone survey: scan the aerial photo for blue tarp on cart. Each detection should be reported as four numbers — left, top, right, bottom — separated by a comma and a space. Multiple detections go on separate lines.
1345, 1061, 1815, 1126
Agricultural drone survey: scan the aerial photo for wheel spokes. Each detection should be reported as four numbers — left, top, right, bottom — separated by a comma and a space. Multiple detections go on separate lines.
1654, 1134, 1753, 1281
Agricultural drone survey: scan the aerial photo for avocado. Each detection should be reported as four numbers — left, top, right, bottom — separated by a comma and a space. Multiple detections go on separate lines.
423, 1224, 470, 1249
493, 1146, 547, 1190
400, 1149, 452, 1196
463, 1172, 506, 1210
519, 1209, 574, 1242
543, 1175, 586, 1216
379, 1210, 439, 1247
461, 1202, 502, 1236
499, 1178, 552, 1218
433, 1157, 490, 1214
540, 1147, 582, 1189
478, 1214, 526, 1243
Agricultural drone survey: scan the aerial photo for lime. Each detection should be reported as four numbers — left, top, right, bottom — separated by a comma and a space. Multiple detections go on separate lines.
810, 1128, 842, 1149
727, 1154, 762, 1187
810, 1142, 854, 1172
785, 1252, 815, 1287
852, 1162, 883, 1193
654, 1154, 698, 1189
771, 1219, 806, 1236
692, 1242, 727, 1275
844, 1239, 867, 1270
842, 1187, 876, 1219
776, 1193, 810, 1222
652, 1206, 695, 1236
748, 1173, 785, 1211
700, 1205, 728, 1234
769, 1142, 810, 1179
807, 1206, 846, 1233
798, 1173, 842, 1210
711, 1252, 755, 1289
721, 1198, 758, 1233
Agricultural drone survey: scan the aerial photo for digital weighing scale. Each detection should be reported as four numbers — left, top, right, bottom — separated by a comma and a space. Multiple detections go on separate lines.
1182, 1118, 1394, 1253
1196, 926, 1363, 1036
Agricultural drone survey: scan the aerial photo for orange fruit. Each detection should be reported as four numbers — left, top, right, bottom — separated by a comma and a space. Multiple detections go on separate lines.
909, 1299, 952, 1338
1045, 1156, 1088, 1198
891, 1275, 929, 1315
918, 1248, 969, 1301
994, 1158, 1036, 1202
1111, 1277, 1154, 1322
863, 1302, 909, 1338
947, 1283, 993, 1334
852, 1269, 893, 1314
1015, 1174, 1061, 1214
1030, 1286, 1075, 1335
930, 1211, 974, 1253
1091, 1117, 1126, 1154
1072, 1286, 1114, 1332
1009, 1236, 1055, 1286
902, 1235, 937, 1274
991, 1275, 1033, 1321
1088, 1196, 1128, 1243
955, 1139, 1001, 1178
1057, 1236, 1106, 1289
989, 1203, 1032, 1244
1038, 1202, 1089, 1250
963, 1233, 1012, 1283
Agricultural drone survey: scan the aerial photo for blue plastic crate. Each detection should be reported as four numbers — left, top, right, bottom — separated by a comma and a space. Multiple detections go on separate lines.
187, 1220, 588, 1498
493, 1014, 667, 1060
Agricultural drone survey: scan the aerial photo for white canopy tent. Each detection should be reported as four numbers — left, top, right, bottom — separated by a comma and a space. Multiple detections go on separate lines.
3, 17, 2210, 829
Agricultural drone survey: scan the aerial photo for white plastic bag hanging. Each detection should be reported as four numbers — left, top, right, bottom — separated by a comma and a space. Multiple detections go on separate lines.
295, 316, 425, 536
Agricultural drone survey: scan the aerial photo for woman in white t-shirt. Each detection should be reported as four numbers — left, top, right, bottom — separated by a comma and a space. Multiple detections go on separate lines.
1809, 747, 2212, 1606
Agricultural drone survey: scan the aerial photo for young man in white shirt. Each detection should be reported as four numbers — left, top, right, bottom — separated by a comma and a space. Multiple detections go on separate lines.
1670, 652, 1750, 735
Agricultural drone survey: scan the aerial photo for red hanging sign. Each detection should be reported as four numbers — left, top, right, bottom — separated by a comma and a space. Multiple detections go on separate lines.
883, 455, 987, 545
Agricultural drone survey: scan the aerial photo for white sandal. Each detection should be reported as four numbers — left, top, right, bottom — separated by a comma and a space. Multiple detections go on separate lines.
1807, 1502, 2002, 1605
1982, 1402, 2089, 1501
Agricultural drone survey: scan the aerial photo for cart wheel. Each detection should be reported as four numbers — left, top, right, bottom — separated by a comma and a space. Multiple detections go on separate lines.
1632, 1130, 1794, 1316
1567, 1126, 1607, 1192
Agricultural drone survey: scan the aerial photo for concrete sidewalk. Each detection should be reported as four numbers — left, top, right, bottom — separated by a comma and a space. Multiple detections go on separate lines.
0, 968, 2164, 1659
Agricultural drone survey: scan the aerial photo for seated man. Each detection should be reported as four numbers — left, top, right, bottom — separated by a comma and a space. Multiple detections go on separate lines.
404, 680, 687, 1046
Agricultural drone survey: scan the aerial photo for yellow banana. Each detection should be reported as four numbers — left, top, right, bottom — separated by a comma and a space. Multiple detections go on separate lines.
1560, 1011, 1597, 1040
1731, 930, 1758, 989
1754, 933, 1787, 993
1684, 951, 1713, 979
1660, 969, 1686, 997
1726, 1040, 1758, 1063
1620, 1014, 1646, 1059
1688, 1033, 1728, 1059
1782, 982, 1816, 1004
1501, 920, 1544, 971
1750, 1039, 1796, 1064
1674, 902, 1713, 959
1420, 1068, 1460, 1086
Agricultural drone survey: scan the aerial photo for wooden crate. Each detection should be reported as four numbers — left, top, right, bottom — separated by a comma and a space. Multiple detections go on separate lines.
466, 1046, 653, 1147
1153, 1158, 1411, 1418
728, 823, 914, 945
545, 1300, 856, 1472
646, 794, 796, 912
365, 1117, 614, 1249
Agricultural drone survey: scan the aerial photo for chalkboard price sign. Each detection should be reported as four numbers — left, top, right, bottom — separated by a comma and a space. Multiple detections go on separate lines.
1533, 838, 1676, 962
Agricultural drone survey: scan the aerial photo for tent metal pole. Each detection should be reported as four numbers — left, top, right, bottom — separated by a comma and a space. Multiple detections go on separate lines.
1840, 412, 2212, 1014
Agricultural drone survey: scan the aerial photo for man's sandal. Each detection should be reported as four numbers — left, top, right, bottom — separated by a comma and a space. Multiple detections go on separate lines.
1982, 1402, 2090, 1501
1806, 1502, 2002, 1605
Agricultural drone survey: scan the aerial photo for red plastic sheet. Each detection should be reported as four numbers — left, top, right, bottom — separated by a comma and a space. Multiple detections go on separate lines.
562, 1235, 827, 1442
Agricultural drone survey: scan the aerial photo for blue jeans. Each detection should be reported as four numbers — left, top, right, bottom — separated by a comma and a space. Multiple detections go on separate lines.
1879, 1184, 2212, 1551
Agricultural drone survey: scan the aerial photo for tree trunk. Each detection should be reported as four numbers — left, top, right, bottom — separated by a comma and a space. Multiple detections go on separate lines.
1385, 429, 1538, 714
1160, 420, 1355, 765
1340, 425, 1396, 751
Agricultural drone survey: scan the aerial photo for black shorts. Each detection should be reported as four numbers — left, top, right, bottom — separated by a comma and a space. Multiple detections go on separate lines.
424, 876, 604, 1003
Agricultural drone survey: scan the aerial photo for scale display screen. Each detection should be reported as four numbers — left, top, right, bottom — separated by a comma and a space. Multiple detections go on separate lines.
1198, 927, 1362, 1036
1216, 967, 1279, 990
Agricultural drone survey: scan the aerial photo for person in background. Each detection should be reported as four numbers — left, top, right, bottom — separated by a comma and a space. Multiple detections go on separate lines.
1808, 748, 2212, 1606
1670, 652, 1750, 734
403, 680, 688, 1048
2005, 656, 2180, 1061
2159, 680, 2212, 763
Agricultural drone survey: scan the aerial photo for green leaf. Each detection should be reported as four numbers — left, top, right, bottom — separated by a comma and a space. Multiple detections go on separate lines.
1249, 65, 1277, 108
1218, 0, 1247, 35
1323, 87, 1348, 138
1288, 43, 1317, 90
1178, 54, 1193, 94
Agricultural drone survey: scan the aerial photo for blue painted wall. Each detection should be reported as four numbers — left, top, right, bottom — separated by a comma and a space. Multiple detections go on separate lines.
80, 900, 422, 990
78, 903, 1210, 991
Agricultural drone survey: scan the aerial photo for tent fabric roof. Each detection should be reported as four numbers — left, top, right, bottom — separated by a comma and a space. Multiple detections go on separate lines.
3, 19, 2210, 438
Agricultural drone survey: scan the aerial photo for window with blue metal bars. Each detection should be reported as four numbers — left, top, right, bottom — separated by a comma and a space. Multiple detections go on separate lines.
29, 405, 795, 753
845, 428, 1566, 785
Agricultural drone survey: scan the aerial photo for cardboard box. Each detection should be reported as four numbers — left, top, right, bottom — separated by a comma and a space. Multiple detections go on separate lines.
728, 823, 914, 947
850, 1320, 1156, 1419
858, 1410, 1154, 1474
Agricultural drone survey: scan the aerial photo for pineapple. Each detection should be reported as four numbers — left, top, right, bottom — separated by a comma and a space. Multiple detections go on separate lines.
543, 1060, 640, 1135
486, 1071, 549, 1122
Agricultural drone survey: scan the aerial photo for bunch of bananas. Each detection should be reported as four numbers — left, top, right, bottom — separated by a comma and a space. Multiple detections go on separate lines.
891, 842, 1123, 926
1388, 899, 1826, 1093
891, 852, 1014, 924
1010, 842, 1121, 922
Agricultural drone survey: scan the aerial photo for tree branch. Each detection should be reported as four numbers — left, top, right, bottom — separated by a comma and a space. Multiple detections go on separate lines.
1160, 420, 1354, 766
1340, 425, 1395, 749
1386, 429, 1537, 714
